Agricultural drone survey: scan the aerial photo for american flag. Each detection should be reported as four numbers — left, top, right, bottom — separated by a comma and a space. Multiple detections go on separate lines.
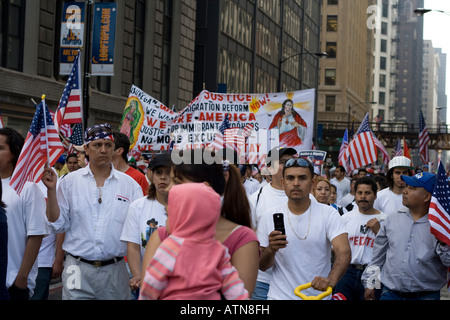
419, 110, 430, 165
372, 133, 390, 165
9, 99, 64, 195
224, 128, 245, 154
54, 51, 83, 134
68, 122, 84, 153
394, 139, 402, 157
240, 123, 254, 138
207, 113, 231, 150
338, 129, 348, 169
345, 113, 377, 171
429, 161, 450, 246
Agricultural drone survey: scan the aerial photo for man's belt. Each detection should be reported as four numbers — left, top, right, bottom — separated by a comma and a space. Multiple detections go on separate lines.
68, 253, 123, 267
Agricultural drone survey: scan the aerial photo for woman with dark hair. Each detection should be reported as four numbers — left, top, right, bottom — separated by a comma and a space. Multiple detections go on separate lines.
141, 149, 259, 296
121, 153, 173, 298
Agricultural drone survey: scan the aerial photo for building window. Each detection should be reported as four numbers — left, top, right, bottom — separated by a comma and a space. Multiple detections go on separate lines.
380, 39, 387, 53
221, 0, 253, 48
325, 69, 336, 85
382, 0, 389, 18
326, 42, 337, 58
219, 49, 251, 93
380, 57, 387, 70
381, 22, 388, 35
327, 15, 337, 32
284, 5, 301, 42
325, 95, 336, 112
256, 22, 279, 65
379, 74, 386, 87
379, 91, 386, 105
0, 0, 26, 71
328, 0, 338, 4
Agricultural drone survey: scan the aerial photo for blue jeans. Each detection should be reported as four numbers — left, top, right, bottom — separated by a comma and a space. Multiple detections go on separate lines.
381, 287, 440, 300
251, 281, 270, 300
31, 267, 53, 300
335, 266, 381, 300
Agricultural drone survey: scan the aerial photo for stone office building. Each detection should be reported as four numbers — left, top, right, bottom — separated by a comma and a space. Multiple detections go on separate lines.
0, 0, 197, 135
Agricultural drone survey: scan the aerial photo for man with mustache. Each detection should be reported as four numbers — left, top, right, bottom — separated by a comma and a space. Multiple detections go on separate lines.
334, 177, 387, 300
362, 172, 450, 300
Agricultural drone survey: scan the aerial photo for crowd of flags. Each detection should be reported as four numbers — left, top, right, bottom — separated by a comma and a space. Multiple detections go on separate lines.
338, 111, 431, 173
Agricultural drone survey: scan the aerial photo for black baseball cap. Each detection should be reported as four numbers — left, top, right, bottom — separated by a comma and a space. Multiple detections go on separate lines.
148, 153, 173, 171
267, 147, 297, 159
267, 147, 297, 166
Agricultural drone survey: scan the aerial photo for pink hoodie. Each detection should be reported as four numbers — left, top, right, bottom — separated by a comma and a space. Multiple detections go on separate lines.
139, 183, 248, 300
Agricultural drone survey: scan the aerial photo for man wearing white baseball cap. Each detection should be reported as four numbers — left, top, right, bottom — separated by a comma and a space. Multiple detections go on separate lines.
373, 156, 413, 215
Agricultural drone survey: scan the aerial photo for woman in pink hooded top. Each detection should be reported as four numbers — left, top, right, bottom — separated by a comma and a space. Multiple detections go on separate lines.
139, 183, 249, 300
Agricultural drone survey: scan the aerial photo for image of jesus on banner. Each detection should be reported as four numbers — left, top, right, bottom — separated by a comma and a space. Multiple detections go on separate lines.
269, 98, 307, 148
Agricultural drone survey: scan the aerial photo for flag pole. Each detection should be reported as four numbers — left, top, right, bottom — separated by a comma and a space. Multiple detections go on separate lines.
41, 95, 51, 163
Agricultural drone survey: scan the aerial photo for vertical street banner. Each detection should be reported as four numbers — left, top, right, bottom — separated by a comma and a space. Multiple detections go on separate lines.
60, 2, 85, 75
91, 2, 117, 76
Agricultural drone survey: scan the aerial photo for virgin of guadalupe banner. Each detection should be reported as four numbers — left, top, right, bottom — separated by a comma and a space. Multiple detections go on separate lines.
118, 85, 177, 153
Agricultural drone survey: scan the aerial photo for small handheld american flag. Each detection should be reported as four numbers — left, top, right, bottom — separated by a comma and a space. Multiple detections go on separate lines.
9, 97, 64, 195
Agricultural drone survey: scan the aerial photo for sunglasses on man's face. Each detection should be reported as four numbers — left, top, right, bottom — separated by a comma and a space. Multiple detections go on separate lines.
284, 158, 312, 168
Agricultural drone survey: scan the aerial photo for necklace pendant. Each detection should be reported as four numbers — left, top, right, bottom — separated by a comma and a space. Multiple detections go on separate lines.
98, 198, 102, 204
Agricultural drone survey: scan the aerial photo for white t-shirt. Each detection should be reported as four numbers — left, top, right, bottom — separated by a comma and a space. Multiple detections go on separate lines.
120, 196, 167, 257
257, 201, 347, 300
2, 179, 49, 294
373, 188, 407, 215
341, 208, 387, 265
330, 177, 351, 204
249, 183, 288, 285
244, 178, 260, 196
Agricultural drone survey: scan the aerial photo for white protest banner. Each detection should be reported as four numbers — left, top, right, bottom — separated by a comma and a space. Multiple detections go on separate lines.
171, 89, 315, 151
118, 85, 176, 154
119, 87, 315, 161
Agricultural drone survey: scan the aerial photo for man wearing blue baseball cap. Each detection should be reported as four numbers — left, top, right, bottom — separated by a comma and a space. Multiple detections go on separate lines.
362, 171, 450, 300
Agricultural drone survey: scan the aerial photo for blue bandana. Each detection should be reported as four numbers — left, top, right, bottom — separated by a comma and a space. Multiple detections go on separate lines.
84, 123, 114, 144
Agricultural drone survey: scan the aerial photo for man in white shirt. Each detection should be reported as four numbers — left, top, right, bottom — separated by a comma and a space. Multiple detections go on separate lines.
248, 147, 297, 300
43, 124, 143, 300
374, 156, 413, 215
334, 177, 386, 300
331, 165, 351, 205
257, 157, 350, 300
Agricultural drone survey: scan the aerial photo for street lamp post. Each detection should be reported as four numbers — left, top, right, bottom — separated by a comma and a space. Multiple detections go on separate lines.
277, 52, 328, 92
414, 8, 450, 16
